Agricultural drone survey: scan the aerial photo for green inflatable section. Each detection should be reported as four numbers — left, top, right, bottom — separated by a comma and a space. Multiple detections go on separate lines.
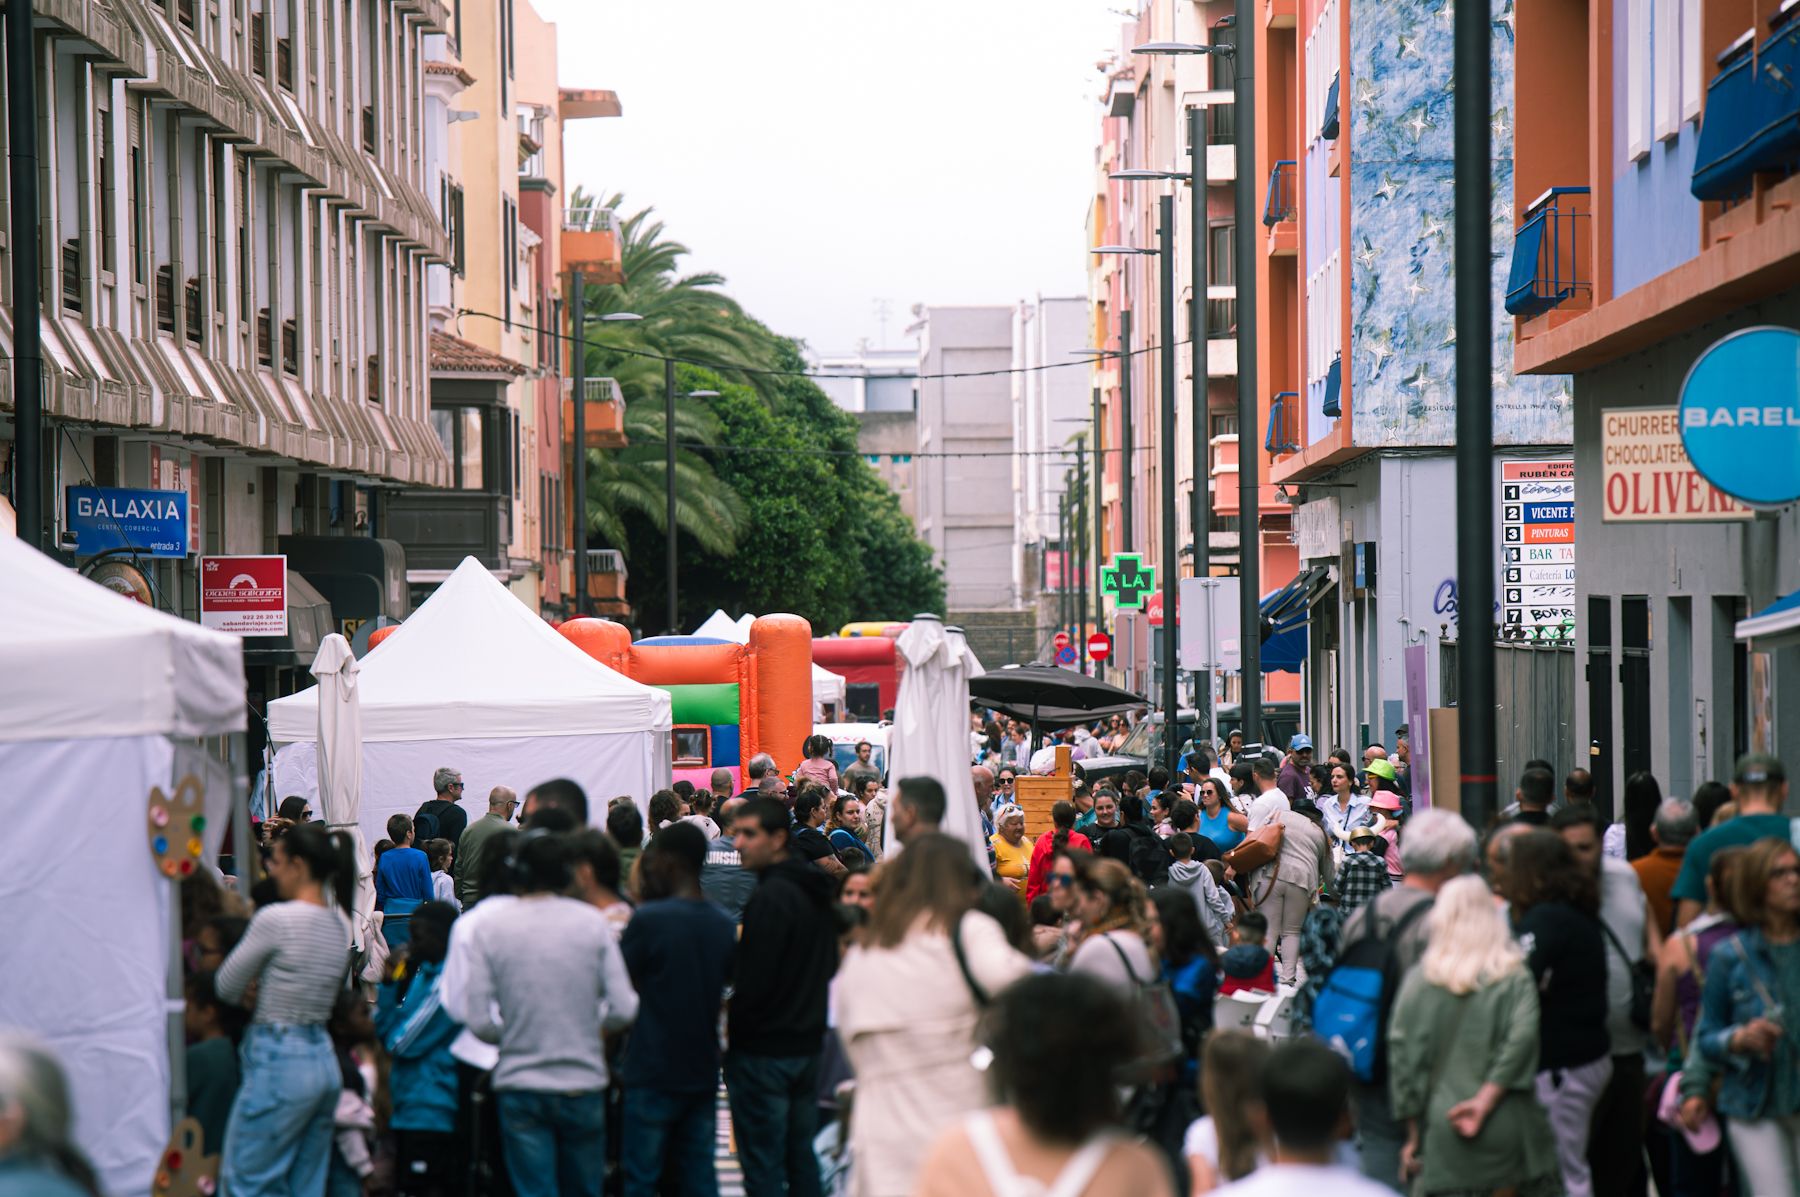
660, 682, 740, 726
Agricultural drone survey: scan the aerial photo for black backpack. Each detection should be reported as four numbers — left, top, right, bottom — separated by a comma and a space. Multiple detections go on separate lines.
1311, 897, 1432, 1084
1122, 825, 1172, 886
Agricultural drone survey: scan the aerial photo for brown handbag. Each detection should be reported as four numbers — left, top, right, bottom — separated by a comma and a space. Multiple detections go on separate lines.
1222, 819, 1284, 875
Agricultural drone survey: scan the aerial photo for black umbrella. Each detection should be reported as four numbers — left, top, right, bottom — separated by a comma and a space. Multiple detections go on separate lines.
969, 666, 1146, 754
975, 699, 1143, 731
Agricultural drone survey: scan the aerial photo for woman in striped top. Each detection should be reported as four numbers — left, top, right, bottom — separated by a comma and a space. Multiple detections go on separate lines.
216, 822, 356, 1197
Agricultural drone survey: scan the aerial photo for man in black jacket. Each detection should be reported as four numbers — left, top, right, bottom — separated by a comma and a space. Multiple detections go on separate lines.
414, 765, 469, 845
725, 796, 839, 1197
1100, 793, 1171, 884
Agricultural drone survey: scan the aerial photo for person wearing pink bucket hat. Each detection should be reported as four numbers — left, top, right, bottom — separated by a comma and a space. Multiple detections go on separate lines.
1368, 785, 1406, 880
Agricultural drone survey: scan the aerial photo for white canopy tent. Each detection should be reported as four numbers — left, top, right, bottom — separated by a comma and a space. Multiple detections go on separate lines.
0, 536, 244, 1197
271, 557, 672, 837
693, 608, 845, 719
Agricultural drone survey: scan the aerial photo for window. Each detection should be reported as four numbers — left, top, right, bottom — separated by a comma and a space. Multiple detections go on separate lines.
1209, 26, 1236, 145
1304, 0, 1339, 146
672, 727, 710, 768
1306, 250, 1342, 387
1630, 0, 1703, 155
431, 406, 488, 490
1207, 222, 1236, 337
1210, 412, 1239, 438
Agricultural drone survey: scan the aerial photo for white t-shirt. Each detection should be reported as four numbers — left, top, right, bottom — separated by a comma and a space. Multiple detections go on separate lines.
1183, 1120, 1360, 1179
1247, 786, 1291, 831
1211, 1161, 1398, 1197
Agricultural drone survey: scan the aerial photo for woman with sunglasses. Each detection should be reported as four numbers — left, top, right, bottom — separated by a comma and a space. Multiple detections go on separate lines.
1194, 777, 1247, 855
995, 769, 1018, 796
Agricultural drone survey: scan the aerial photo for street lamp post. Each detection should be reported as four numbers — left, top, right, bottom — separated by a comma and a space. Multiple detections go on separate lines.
1232, 1, 1261, 744
1190, 104, 1214, 751
1118, 309, 1135, 544
662, 368, 719, 635
1157, 194, 1180, 780
1077, 435, 1090, 674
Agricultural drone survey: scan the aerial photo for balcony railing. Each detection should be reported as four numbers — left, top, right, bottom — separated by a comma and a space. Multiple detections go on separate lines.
1262, 161, 1297, 226
184, 277, 202, 346
586, 548, 629, 603
1692, 11, 1800, 202
1504, 186, 1591, 319
563, 205, 618, 234
60, 239, 80, 315
1266, 391, 1300, 455
249, 12, 267, 77
155, 265, 175, 333
361, 105, 377, 154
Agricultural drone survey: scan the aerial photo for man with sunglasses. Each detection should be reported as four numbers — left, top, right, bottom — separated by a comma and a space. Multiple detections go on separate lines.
415, 766, 470, 847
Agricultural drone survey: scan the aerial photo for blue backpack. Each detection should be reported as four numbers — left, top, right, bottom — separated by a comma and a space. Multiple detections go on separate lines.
1311, 898, 1431, 1083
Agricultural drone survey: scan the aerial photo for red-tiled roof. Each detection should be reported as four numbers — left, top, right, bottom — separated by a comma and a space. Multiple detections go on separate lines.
424, 60, 476, 86
430, 331, 529, 377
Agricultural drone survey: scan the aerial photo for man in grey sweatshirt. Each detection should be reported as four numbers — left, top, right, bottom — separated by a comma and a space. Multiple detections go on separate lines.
461, 832, 638, 1197
1167, 832, 1235, 945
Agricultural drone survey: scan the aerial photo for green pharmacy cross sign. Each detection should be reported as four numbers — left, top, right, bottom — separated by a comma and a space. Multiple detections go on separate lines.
1102, 553, 1156, 610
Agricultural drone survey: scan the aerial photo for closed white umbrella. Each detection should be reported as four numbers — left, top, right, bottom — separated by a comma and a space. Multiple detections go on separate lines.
311, 633, 374, 945
885, 615, 987, 870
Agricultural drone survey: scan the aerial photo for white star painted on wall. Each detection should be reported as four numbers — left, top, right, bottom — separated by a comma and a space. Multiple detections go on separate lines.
1492, 367, 1510, 390
1497, 0, 1517, 37
1406, 276, 1431, 299
1366, 336, 1395, 371
1355, 77, 1383, 109
1492, 108, 1511, 139
1399, 33, 1424, 59
1375, 173, 1404, 201
1402, 363, 1432, 392
1421, 211, 1447, 239
1404, 106, 1435, 141
1356, 238, 1380, 268
1440, 326, 1457, 348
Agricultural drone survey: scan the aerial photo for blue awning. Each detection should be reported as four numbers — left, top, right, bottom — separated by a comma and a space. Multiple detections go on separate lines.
1321, 356, 1342, 418
1322, 73, 1340, 140
1747, 12, 1800, 176
1505, 210, 1551, 316
1692, 35, 1761, 200
1736, 589, 1800, 650
1262, 623, 1306, 674
1261, 566, 1330, 632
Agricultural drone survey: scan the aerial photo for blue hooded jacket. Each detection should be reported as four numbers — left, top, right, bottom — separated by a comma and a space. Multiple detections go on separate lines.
376, 960, 462, 1133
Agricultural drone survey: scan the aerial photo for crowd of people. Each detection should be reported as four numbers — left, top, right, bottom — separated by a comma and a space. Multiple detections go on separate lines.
2, 713, 1798, 1197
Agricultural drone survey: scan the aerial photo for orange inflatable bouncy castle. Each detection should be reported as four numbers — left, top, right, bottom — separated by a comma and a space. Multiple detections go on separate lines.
559, 614, 813, 792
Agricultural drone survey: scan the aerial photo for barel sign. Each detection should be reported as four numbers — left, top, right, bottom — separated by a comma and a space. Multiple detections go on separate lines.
1678, 326, 1800, 507
1601, 408, 1751, 522
200, 555, 289, 636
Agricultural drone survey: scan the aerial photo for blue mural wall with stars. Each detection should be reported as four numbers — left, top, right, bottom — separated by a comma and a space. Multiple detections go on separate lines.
1347, 0, 1571, 447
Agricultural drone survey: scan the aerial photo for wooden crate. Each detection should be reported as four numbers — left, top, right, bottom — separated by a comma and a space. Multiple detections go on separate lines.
1013, 746, 1075, 839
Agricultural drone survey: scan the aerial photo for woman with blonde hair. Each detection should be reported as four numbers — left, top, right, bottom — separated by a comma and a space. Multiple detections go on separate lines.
1387, 874, 1561, 1196
1185, 1030, 1269, 1192
0, 1034, 102, 1197
1066, 857, 1156, 994
834, 832, 1034, 1196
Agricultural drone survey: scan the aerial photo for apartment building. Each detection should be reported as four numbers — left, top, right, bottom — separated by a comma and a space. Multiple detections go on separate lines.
813, 345, 920, 523
1011, 296, 1090, 635
393, 0, 624, 615
1, 0, 455, 705
1508, 0, 1800, 804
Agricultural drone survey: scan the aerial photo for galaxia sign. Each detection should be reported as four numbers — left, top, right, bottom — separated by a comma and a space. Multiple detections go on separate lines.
1678, 326, 1800, 507
65, 486, 190, 558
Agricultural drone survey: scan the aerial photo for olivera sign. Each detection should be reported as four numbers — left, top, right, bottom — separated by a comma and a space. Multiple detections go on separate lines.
1600, 408, 1750, 523
1678, 326, 1800, 507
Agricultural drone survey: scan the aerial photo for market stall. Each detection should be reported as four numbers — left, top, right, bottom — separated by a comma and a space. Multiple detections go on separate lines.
270, 557, 672, 835
0, 536, 244, 1197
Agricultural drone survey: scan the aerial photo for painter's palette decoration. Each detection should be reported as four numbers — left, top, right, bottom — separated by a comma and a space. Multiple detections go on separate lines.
148, 775, 207, 879
152, 1118, 218, 1197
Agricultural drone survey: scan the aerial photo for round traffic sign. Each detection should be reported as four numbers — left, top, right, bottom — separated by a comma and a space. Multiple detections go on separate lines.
1087, 632, 1112, 661
1055, 645, 1077, 665
1053, 630, 1071, 651
1679, 325, 1800, 506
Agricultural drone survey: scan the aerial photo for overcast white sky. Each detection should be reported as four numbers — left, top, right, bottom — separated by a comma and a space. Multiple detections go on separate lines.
535, 0, 1129, 355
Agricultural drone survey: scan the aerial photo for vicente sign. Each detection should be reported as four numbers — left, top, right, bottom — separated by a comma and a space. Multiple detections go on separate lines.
1601, 407, 1750, 523
200, 555, 289, 636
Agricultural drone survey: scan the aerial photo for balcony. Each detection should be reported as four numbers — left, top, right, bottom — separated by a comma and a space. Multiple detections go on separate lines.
60, 239, 80, 315
586, 548, 629, 612
1692, 13, 1800, 203
562, 205, 624, 285
1505, 187, 1591, 320
385, 490, 512, 573
1263, 161, 1298, 256
562, 376, 628, 449
1267, 0, 1296, 28
1266, 392, 1300, 456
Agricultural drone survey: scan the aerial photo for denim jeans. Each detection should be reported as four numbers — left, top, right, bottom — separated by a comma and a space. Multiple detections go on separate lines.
1351, 1078, 1405, 1191
621, 1088, 718, 1197
496, 1088, 608, 1197
220, 1024, 340, 1197
723, 1052, 821, 1197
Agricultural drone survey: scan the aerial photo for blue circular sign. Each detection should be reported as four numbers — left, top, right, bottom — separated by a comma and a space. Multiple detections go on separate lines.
1678, 326, 1800, 507
1056, 645, 1077, 665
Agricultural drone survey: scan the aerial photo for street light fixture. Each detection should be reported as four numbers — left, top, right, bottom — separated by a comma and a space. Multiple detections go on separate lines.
1092, 245, 1160, 256
1131, 40, 1234, 56
663, 368, 722, 634
1109, 169, 1188, 182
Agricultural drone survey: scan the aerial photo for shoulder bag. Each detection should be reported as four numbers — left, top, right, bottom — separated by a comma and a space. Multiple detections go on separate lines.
1597, 917, 1655, 1032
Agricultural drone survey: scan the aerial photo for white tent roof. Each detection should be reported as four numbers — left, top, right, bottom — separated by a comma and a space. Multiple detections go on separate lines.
0, 536, 245, 742
693, 609, 844, 707
270, 556, 672, 743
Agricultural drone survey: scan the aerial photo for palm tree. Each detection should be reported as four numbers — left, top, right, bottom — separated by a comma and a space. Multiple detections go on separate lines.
567, 190, 771, 558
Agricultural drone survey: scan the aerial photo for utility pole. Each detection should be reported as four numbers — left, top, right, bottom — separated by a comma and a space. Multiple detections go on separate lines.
1077, 436, 1090, 674
8, 0, 43, 549
1233, 0, 1261, 742
570, 269, 587, 616
664, 357, 679, 634
1119, 309, 1135, 548
1189, 103, 1213, 749
1092, 385, 1106, 679
1057, 489, 1070, 643
1454, 0, 1497, 825
1158, 195, 1180, 780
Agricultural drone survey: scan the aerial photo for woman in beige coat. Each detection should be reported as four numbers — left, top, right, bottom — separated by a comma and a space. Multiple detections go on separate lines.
834, 833, 1035, 1197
